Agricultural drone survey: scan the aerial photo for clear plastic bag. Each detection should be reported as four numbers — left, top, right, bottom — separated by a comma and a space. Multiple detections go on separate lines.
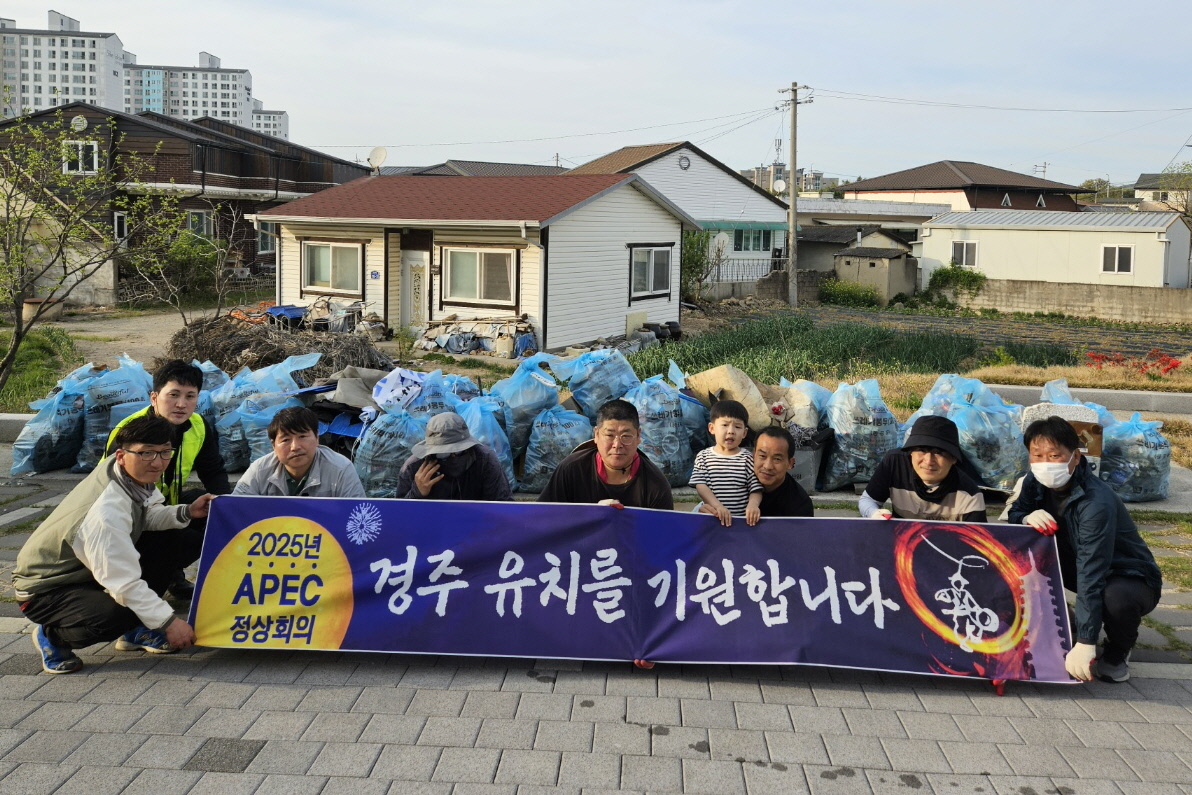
519, 404, 592, 492
192, 359, 229, 392
458, 396, 515, 493
821, 379, 899, 491
1100, 412, 1170, 502
489, 352, 560, 457
240, 395, 306, 462
949, 396, 1028, 491
353, 410, 428, 498
444, 373, 482, 403
551, 349, 641, 423
625, 375, 694, 487
216, 409, 251, 473
1040, 377, 1117, 429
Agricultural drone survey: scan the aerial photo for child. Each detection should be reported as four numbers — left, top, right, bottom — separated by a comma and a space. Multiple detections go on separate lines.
690, 399, 763, 526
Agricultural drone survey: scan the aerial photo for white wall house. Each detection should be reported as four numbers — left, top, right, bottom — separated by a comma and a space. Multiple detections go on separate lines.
570, 142, 788, 277
259, 174, 698, 351
920, 210, 1192, 290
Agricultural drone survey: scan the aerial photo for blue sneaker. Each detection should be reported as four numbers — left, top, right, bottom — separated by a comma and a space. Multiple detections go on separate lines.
31, 625, 82, 674
114, 625, 177, 654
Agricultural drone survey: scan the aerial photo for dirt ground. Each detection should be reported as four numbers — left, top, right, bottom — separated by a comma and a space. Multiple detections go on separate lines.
54, 307, 193, 369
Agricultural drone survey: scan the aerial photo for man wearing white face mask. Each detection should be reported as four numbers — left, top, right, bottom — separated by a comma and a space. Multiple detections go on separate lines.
1008, 416, 1161, 684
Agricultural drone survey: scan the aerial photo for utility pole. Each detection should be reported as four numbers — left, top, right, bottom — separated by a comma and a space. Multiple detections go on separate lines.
783, 82, 807, 306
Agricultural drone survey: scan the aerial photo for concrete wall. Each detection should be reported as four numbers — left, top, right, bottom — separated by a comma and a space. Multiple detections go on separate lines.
954, 278, 1192, 323
834, 255, 917, 304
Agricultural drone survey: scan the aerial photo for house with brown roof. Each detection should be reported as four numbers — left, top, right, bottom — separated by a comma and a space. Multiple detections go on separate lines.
257, 174, 698, 350
379, 160, 567, 177
570, 142, 789, 279
841, 161, 1089, 213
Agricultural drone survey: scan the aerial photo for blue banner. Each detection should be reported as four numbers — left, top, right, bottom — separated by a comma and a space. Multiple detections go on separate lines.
190, 496, 1074, 682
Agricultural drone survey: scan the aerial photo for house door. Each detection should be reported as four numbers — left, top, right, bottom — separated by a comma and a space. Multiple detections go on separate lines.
400, 249, 429, 329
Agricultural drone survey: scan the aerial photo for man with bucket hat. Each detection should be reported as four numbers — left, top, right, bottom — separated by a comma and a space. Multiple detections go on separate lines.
859, 415, 987, 522
396, 412, 512, 501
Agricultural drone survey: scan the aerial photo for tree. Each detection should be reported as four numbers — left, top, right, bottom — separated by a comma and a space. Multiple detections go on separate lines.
680, 229, 727, 303
1157, 162, 1192, 218
119, 199, 254, 328
0, 107, 178, 392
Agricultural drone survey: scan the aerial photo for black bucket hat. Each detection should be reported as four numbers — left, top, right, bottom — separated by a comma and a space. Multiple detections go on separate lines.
902, 415, 963, 461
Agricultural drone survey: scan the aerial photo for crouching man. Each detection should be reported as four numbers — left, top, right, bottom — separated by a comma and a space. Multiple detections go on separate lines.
13, 415, 213, 674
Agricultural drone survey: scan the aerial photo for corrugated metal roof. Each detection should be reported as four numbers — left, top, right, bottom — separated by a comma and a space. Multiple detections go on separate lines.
797, 197, 952, 217
833, 247, 909, 258
924, 209, 1181, 230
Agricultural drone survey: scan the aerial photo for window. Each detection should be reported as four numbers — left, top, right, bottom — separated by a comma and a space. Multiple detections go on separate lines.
1154, 191, 1169, 202
1001, 193, 1012, 207
951, 240, 978, 267
113, 211, 127, 244
62, 140, 98, 173
303, 242, 361, 293
1102, 245, 1132, 274
733, 228, 772, 252
630, 246, 671, 299
257, 221, 276, 253
444, 248, 513, 304
1035, 194, 1046, 208
186, 210, 212, 236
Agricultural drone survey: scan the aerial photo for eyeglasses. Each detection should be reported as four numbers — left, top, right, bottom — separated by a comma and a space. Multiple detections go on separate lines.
122, 448, 175, 461
597, 431, 637, 445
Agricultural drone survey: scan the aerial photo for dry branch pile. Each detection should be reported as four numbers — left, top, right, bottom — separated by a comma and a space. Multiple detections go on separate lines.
166, 316, 394, 382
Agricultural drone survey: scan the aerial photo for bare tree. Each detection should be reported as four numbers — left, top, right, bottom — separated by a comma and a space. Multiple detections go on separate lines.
680, 229, 728, 303
0, 108, 178, 392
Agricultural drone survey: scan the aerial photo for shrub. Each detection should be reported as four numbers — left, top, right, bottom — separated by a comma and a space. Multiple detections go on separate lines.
818, 277, 881, 308
926, 262, 987, 299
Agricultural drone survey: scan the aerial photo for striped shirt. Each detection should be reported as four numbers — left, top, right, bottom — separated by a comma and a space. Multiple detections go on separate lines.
690, 447, 763, 516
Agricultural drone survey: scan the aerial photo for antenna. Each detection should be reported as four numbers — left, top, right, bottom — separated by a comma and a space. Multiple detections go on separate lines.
367, 146, 388, 175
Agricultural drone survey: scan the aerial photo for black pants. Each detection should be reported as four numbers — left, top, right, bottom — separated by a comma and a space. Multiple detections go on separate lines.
20, 527, 203, 650
1099, 575, 1161, 665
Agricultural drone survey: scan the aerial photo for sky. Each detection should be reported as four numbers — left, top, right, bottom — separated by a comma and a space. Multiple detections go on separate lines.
6, 1, 1192, 187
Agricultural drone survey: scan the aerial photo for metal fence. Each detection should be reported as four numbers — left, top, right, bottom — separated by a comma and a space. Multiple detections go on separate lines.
706, 256, 787, 284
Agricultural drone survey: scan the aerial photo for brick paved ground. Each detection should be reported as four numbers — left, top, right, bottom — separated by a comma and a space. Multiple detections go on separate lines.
3, 449, 1192, 792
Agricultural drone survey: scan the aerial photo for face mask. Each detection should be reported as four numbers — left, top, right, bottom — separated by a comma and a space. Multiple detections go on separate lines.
1031, 454, 1074, 489
438, 449, 473, 478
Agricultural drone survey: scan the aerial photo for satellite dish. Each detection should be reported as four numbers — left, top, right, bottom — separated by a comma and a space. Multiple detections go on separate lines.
367, 146, 388, 170
773, 179, 787, 194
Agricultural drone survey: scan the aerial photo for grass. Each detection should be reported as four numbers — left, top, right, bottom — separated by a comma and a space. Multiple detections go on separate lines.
966, 358, 1192, 392
72, 333, 118, 342
421, 352, 516, 376
0, 327, 81, 412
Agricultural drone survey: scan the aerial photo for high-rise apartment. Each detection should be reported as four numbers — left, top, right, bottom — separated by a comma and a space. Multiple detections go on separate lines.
0, 11, 289, 137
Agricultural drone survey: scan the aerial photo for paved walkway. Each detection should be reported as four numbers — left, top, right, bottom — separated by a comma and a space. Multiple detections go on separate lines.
3, 447, 1192, 792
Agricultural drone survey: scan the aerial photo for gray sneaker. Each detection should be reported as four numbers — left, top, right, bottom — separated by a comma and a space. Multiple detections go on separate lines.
1097, 657, 1130, 683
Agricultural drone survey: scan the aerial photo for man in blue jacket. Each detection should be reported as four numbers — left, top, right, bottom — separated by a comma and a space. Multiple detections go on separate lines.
1008, 416, 1161, 683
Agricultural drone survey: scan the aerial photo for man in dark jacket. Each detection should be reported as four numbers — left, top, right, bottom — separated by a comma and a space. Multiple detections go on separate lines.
1009, 416, 1161, 683
538, 399, 673, 509
396, 412, 512, 501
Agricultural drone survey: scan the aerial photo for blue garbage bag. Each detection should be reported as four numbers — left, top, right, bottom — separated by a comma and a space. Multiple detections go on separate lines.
444, 373, 482, 402
75, 354, 152, 473
10, 364, 100, 475
459, 396, 515, 492
820, 379, 899, 491
948, 396, 1027, 491
1100, 412, 1170, 502
353, 410, 428, 498
240, 394, 306, 462
211, 367, 257, 420
667, 360, 710, 452
405, 369, 460, 419
1040, 377, 1117, 429
519, 404, 592, 493
625, 375, 694, 487
192, 359, 229, 392
489, 352, 560, 457
551, 349, 641, 423
216, 408, 251, 473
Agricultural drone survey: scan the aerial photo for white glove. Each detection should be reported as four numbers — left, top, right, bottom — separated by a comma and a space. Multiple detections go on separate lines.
870, 509, 893, 520
1065, 642, 1097, 681
1024, 510, 1058, 535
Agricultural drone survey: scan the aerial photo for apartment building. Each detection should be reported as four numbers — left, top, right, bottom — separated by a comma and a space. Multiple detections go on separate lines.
0, 11, 289, 138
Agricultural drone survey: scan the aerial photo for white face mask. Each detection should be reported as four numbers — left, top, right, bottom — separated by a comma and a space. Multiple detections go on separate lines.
1031, 453, 1075, 489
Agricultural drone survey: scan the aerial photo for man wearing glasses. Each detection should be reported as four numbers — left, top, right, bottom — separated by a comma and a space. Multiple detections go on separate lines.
13, 415, 214, 674
538, 399, 673, 509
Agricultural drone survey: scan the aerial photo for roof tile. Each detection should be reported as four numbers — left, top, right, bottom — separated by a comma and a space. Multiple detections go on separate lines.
843, 160, 1086, 193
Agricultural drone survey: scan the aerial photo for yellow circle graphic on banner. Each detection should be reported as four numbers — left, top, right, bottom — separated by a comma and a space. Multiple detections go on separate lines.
195, 516, 353, 649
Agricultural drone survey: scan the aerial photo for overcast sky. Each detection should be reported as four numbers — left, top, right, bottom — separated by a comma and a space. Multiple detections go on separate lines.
7, 1, 1191, 187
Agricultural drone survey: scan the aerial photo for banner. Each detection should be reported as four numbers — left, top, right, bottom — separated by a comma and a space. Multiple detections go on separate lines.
190, 497, 1074, 682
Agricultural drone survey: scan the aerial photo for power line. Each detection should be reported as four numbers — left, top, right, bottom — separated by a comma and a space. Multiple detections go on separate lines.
309, 107, 776, 149
812, 88, 1192, 114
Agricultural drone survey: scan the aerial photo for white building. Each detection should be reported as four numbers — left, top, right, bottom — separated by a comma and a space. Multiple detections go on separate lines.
920, 210, 1192, 290
0, 12, 289, 137
0, 11, 126, 117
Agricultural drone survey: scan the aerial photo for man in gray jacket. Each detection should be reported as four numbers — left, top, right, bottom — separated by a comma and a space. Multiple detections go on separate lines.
14, 416, 213, 674
233, 407, 366, 498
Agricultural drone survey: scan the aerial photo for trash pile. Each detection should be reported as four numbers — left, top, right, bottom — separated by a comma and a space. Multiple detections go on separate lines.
10, 351, 1173, 504
414, 315, 538, 359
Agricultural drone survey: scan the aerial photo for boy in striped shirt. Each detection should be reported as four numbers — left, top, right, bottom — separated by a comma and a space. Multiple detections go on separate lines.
691, 400, 763, 526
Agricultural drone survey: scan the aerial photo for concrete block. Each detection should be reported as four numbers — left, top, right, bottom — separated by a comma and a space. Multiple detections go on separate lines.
570, 694, 626, 722
532, 719, 592, 752
307, 740, 382, 777
15, 701, 97, 731
253, 773, 328, 795
1004, 716, 1081, 746
128, 705, 207, 735
680, 757, 746, 794
3, 728, 87, 762
743, 760, 810, 795
188, 771, 265, 794
1117, 748, 1192, 783
591, 721, 649, 755
474, 718, 537, 750
407, 688, 467, 717
185, 706, 259, 738
430, 746, 501, 783
822, 734, 891, 770
369, 744, 441, 781
897, 710, 963, 742
492, 748, 560, 786
879, 737, 952, 774
60, 731, 145, 766
556, 750, 622, 789
54, 764, 140, 795
351, 686, 416, 714
295, 686, 362, 712
0, 762, 87, 794
953, 714, 1024, 744
461, 691, 520, 719
939, 740, 1014, 775
121, 768, 204, 794
680, 698, 738, 729
416, 715, 482, 747
625, 694, 679, 726
764, 731, 829, 765
123, 733, 207, 769
240, 710, 316, 741
300, 711, 370, 742
841, 707, 907, 739
620, 754, 682, 792
359, 713, 425, 744
513, 692, 573, 721
244, 739, 323, 775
